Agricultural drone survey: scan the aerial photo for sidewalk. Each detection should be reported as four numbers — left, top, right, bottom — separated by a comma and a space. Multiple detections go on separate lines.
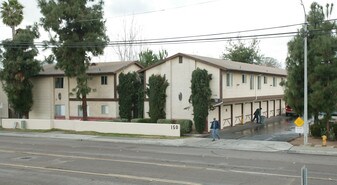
0, 130, 337, 156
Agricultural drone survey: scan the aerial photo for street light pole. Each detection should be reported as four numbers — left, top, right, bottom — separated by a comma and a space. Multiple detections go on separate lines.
301, 0, 308, 145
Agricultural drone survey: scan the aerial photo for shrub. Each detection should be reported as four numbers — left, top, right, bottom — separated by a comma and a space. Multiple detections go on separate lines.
130, 118, 153, 123
310, 123, 325, 137
157, 119, 174, 124
176, 119, 192, 135
112, 118, 129, 122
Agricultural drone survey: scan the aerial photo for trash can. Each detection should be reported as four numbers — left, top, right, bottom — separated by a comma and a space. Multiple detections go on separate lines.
21, 120, 26, 129
260, 116, 266, 124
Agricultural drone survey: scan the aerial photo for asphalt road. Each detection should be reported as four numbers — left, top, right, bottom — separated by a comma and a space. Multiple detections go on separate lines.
0, 135, 336, 185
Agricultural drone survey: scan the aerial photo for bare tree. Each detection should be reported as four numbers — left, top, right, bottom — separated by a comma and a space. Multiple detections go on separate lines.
114, 17, 143, 61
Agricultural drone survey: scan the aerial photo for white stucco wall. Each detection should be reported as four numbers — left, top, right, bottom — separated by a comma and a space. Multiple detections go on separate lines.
2, 119, 180, 137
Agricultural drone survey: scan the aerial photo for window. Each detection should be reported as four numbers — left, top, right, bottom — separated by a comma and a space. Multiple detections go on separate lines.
264, 76, 268, 84
55, 105, 65, 116
226, 73, 233, 87
257, 75, 261, 90
273, 77, 277, 87
55, 77, 64, 88
242, 74, 247, 83
78, 105, 90, 117
179, 56, 183, 63
101, 105, 109, 114
101, 76, 108, 85
250, 75, 254, 90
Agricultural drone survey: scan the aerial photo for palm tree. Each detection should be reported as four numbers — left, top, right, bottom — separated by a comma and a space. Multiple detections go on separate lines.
1, 0, 24, 39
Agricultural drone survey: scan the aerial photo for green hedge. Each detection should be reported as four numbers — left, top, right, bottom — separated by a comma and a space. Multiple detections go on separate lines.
112, 118, 129, 122
157, 119, 192, 135
157, 119, 173, 124
176, 119, 192, 135
131, 118, 153, 123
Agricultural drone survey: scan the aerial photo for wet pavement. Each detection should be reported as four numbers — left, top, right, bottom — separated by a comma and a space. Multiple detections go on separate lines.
218, 115, 299, 142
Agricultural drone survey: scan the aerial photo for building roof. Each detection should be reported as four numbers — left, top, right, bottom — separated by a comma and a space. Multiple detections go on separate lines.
38, 61, 143, 76
141, 53, 287, 76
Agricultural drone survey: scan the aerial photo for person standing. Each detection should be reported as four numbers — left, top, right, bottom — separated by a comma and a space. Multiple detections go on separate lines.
252, 108, 262, 123
210, 118, 220, 141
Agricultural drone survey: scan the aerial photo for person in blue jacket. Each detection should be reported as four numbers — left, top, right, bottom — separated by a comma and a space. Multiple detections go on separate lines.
210, 118, 220, 141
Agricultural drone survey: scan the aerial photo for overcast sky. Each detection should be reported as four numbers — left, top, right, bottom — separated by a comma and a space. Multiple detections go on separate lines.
0, 0, 336, 68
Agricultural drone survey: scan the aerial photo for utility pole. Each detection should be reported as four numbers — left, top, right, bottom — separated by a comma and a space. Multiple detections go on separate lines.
301, 0, 308, 145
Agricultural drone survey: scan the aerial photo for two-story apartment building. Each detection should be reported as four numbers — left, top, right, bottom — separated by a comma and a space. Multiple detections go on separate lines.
142, 53, 287, 129
29, 61, 143, 120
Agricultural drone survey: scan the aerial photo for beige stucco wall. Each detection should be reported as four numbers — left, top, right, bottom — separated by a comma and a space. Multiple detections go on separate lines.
221, 105, 231, 128
223, 73, 284, 99
30, 77, 54, 119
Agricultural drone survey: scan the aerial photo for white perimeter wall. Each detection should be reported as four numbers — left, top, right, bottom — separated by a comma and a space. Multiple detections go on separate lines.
2, 119, 180, 137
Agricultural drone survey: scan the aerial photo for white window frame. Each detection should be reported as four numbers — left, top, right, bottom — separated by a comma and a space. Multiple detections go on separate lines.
55, 105, 65, 116
101, 76, 108, 85
250, 75, 254, 90
226, 73, 233, 87
101, 105, 109, 114
273, 77, 277, 87
257, 75, 262, 90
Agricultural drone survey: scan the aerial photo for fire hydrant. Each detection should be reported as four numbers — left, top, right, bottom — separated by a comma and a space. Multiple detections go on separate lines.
322, 135, 327, 147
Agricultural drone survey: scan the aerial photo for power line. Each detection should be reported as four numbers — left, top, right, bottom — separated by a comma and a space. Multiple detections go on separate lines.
78, 0, 222, 22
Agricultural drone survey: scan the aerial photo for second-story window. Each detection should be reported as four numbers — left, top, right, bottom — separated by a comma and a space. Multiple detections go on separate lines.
273, 77, 277, 87
250, 75, 254, 90
257, 75, 262, 89
242, 74, 247, 83
264, 76, 268, 84
226, 73, 233, 87
101, 76, 108, 85
55, 77, 64, 88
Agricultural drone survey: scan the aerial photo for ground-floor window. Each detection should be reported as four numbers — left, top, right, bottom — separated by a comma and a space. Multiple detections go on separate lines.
101, 105, 109, 114
78, 105, 90, 117
55, 105, 65, 116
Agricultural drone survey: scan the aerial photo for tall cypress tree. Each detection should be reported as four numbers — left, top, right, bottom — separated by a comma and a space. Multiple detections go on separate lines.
191, 68, 212, 133
146, 74, 169, 122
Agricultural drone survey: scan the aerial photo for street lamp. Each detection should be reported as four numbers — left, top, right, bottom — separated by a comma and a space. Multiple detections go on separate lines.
301, 0, 308, 145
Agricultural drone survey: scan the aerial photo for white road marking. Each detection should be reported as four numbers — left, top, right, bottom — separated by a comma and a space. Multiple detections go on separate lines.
0, 162, 201, 185
0, 148, 336, 182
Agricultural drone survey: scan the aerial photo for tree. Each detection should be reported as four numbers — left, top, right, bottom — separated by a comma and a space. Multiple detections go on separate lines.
190, 68, 212, 133
114, 17, 142, 61
0, 0, 23, 39
138, 49, 168, 68
146, 74, 169, 122
285, 2, 337, 137
117, 72, 143, 120
260, 57, 282, 68
38, 0, 109, 121
222, 39, 263, 64
0, 24, 42, 118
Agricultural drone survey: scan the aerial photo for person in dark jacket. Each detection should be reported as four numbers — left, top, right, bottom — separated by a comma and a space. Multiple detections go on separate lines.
252, 108, 262, 123
210, 118, 220, 141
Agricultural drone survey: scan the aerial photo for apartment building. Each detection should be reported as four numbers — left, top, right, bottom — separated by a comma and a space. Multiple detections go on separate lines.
29, 61, 143, 120
141, 53, 287, 129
